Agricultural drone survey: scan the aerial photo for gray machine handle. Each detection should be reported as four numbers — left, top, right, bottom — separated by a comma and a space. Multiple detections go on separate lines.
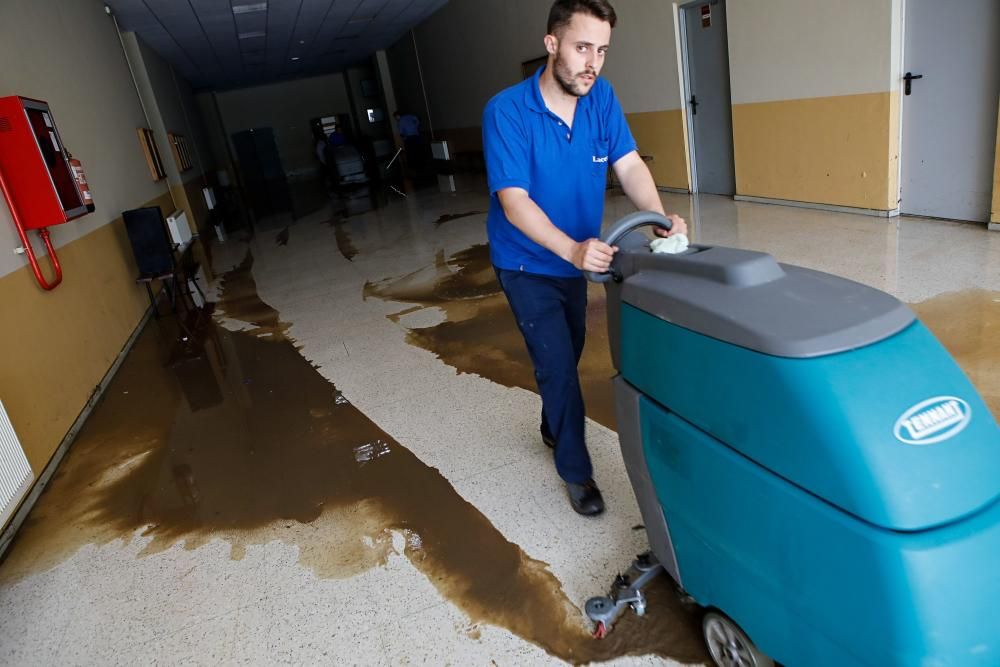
584, 211, 674, 283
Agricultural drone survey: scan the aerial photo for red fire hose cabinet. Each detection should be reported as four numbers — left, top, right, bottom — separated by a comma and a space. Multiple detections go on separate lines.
0, 96, 94, 290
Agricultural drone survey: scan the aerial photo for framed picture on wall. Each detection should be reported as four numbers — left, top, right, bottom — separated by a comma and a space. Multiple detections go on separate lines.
521, 55, 547, 79
136, 128, 166, 181
168, 132, 194, 172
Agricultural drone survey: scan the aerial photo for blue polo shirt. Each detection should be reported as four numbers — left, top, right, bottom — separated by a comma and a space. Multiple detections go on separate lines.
483, 65, 636, 277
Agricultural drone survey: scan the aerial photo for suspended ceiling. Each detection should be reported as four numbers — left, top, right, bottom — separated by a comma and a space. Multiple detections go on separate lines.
103, 0, 447, 90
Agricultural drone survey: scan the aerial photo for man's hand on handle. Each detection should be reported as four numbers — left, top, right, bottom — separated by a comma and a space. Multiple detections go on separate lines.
570, 212, 686, 273
652, 213, 688, 238
569, 238, 618, 273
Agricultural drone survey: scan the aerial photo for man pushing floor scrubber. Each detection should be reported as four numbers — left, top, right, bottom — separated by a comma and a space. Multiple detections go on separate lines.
483, 0, 687, 516
485, 2, 1000, 666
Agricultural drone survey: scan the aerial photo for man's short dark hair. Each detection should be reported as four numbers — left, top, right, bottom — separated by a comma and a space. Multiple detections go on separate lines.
547, 0, 617, 36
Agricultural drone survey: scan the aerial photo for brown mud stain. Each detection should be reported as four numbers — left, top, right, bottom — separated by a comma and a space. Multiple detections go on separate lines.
321, 215, 359, 262
0, 252, 706, 665
364, 243, 618, 429
215, 254, 290, 339
434, 210, 485, 226
334, 222, 358, 261
910, 290, 999, 419
387, 305, 424, 323
364, 246, 1000, 432
275, 226, 290, 246
320, 187, 389, 261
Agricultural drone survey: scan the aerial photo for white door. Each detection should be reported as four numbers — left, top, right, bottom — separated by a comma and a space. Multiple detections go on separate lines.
900, 0, 1000, 222
680, 0, 735, 196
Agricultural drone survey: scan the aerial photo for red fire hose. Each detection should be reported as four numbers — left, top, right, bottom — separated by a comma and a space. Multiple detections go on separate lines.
0, 165, 62, 290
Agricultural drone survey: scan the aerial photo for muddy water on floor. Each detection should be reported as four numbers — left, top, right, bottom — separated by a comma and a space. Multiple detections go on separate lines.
354, 240, 999, 663
910, 289, 999, 419
321, 187, 388, 261
275, 226, 290, 246
0, 252, 706, 665
433, 210, 485, 226
321, 214, 359, 261
364, 241, 1000, 430
363, 244, 618, 430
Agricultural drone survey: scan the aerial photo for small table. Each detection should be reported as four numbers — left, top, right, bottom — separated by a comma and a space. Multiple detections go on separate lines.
135, 239, 206, 337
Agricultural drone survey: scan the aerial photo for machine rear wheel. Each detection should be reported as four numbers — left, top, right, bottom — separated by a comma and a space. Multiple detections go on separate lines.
702, 611, 774, 667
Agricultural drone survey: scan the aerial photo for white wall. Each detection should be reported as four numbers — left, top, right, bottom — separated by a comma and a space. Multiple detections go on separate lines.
386, 34, 430, 129
141, 38, 212, 183
414, 0, 547, 130
407, 0, 905, 128
196, 94, 235, 181
211, 73, 352, 178
727, 0, 899, 104
408, 0, 683, 131
123, 34, 211, 188
0, 0, 167, 278
599, 0, 683, 114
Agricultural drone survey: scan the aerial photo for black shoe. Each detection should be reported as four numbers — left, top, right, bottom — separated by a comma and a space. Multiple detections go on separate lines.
566, 479, 605, 516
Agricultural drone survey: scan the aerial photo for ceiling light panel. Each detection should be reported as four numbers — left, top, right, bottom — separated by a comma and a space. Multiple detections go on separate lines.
232, 3, 267, 14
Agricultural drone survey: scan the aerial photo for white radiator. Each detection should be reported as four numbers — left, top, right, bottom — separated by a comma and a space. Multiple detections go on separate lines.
0, 401, 34, 529
165, 209, 193, 249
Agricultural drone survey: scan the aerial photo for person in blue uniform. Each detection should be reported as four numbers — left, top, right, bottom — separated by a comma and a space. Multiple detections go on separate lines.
483, 0, 687, 515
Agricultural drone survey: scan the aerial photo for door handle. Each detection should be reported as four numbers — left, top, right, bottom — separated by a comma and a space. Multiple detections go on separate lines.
689, 95, 699, 115
903, 71, 923, 96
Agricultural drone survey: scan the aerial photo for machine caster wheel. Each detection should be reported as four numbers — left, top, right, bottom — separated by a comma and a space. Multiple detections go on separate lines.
585, 596, 613, 618
585, 596, 614, 639
702, 611, 774, 667
584, 553, 664, 639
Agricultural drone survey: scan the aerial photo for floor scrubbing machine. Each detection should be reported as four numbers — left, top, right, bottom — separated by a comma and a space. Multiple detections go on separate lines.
584, 212, 1000, 667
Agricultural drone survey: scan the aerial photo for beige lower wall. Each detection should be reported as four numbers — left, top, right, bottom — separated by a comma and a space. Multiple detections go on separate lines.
732, 91, 899, 211
0, 190, 174, 474
626, 110, 690, 191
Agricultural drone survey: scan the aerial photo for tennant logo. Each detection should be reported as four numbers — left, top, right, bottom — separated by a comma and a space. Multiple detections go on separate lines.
894, 397, 971, 445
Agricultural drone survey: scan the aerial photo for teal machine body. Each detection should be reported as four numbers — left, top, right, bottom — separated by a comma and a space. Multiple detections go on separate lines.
599, 215, 1000, 666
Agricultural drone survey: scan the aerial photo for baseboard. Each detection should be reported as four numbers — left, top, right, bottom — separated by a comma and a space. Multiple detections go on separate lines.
989, 221, 1000, 232
656, 186, 690, 194
734, 194, 899, 218
0, 305, 155, 560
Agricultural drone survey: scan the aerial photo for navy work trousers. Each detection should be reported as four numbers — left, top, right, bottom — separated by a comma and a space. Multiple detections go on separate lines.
495, 268, 592, 484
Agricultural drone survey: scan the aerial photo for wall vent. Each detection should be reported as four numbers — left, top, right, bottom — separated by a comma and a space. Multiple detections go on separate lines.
0, 401, 34, 530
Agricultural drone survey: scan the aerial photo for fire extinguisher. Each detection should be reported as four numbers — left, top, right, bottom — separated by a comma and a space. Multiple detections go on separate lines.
66, 151, 95, 213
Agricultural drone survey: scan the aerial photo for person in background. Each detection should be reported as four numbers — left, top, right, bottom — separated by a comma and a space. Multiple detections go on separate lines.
394, 110, 428, 177
313, 126, 334, 193
313, 127, 328, 166
394, 110, 421, 142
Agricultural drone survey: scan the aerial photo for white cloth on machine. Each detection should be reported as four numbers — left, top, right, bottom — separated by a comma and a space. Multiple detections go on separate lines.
650, 233, 690, 254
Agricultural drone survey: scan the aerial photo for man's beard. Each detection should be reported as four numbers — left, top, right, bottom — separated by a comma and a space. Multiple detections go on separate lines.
552, 52, 595, 97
